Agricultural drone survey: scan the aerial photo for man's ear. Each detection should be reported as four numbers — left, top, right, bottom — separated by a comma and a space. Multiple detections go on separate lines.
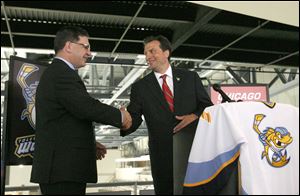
65, 42, 72, 53
164, 50, 170, 59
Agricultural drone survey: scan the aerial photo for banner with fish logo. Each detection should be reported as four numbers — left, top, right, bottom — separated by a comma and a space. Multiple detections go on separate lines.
6, 56, 48, 165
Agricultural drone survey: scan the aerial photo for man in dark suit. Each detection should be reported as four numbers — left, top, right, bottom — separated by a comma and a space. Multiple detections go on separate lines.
30, 26, 132, 195
121, 35, 213, 194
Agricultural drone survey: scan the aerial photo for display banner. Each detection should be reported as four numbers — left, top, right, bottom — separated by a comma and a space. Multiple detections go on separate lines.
6, 56, 48, 165
209, 84, 269, 104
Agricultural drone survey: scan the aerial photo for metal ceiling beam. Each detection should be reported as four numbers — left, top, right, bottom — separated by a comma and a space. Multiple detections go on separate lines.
265, 51, 299, 66
274, 68, 287, 84
1, 1, 15, 55
1, 31, 55, 38
225, 67, 246, 84
181, 43, 292, 55
110, 1, 145, 58
1, 31, 142, 43
251, 68, 257, 83
1, 4, 193, 27
288, 69, 298, 82
238, 68, 251, 83
171, 7, 220, 50
198, 20, 270, 66
103, 66, 147, 105
268, 70, 284, 88
193, 20, 271, 79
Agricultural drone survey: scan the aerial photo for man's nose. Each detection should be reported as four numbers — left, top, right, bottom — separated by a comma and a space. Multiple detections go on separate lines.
86, 50, 92, 57
145, 53, 152, 61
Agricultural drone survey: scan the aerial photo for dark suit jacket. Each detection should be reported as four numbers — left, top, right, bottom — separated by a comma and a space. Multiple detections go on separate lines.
30, 59, 122, 184
121, 67, 213, 194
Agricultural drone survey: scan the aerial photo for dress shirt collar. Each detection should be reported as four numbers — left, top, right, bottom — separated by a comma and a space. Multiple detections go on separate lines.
54, 56, 76, 70
154, 65, 173, 81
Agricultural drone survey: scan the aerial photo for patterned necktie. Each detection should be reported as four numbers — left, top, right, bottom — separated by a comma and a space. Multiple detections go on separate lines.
160, 74, 174, 112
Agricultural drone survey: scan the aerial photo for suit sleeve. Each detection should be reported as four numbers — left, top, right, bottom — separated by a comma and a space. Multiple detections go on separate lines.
193, 72, 213, 117
121, 82, 143, 137
55, 71, 122, 128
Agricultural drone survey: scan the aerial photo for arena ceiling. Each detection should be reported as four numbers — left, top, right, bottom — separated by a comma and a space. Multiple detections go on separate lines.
1, 1, 299, 66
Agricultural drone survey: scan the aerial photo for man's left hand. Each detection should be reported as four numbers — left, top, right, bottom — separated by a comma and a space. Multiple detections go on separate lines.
173, 114, 198, 133
96, 142, 107, 160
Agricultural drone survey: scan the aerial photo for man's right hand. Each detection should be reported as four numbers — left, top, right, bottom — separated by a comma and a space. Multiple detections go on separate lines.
120, 107, 132, 130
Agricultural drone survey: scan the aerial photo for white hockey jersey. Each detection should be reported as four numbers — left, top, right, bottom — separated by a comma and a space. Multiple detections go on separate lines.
184, 101, 299, 195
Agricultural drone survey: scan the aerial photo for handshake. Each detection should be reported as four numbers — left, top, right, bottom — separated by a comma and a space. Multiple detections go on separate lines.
120, 107, 132, 130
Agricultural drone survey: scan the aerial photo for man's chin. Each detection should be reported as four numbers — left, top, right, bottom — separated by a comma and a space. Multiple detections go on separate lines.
77, 63, 86, 69
148, 64, 155, 70
81, 60, 88, 66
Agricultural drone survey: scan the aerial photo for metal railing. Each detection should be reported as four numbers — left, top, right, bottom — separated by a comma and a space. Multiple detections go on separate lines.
4, 181, 154, 195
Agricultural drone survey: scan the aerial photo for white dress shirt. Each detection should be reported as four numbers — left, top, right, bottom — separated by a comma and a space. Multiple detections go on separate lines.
154, 65, 174, 95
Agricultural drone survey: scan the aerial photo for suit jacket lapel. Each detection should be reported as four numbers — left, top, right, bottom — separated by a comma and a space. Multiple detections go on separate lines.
172, 67, 185, 113
173, 68, 183, 113
145, 72, 171, 112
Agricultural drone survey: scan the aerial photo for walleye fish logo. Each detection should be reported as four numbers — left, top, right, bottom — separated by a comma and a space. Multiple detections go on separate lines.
14, 134, 35, 158
253, 114, 293, 167
17, 63, 39, 129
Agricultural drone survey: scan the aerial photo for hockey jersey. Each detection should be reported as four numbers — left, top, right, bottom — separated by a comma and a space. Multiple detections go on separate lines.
184, 101, 299, 195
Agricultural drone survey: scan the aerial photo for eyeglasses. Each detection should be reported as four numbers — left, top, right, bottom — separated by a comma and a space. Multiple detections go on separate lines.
70, 41, 90, 50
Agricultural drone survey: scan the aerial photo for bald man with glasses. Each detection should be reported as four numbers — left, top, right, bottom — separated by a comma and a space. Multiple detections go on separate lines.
30, 26, 132, 195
